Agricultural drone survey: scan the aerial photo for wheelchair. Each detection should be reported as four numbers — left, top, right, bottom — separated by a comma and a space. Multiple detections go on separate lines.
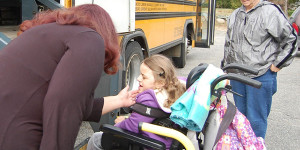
97, 63, 261, 150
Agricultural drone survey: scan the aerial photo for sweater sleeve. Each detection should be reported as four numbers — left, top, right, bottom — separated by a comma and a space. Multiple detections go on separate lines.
84, 97, 104, 122
40, 31, 105, 150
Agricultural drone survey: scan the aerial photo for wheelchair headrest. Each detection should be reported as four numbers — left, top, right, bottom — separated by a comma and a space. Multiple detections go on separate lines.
186, 63, 208, 89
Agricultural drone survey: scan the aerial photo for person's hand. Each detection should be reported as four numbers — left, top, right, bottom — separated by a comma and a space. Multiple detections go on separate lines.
270, 64, 280, 72
117, 85, 139, 107
102, 86, 138, 115
114, 116, 126, 124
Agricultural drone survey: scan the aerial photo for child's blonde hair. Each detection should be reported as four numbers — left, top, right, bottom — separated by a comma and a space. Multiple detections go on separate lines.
142, 54, 186, 108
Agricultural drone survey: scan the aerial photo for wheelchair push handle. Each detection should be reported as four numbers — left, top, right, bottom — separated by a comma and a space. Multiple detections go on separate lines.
211, 73, 262, 94
138, 122, 195, 150
222, 63, 259, 75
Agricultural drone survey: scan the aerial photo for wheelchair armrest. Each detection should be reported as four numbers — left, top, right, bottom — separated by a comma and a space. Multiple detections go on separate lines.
222, 63, 259, 75
210, 73, 262, 94
101, 124, 166, 150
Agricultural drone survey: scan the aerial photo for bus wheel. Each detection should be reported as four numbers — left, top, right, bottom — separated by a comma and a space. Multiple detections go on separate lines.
173, 33, 187, 68
123, 41, 143, 91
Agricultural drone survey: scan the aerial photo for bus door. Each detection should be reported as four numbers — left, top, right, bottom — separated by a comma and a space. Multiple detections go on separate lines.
194, 0, 216, 48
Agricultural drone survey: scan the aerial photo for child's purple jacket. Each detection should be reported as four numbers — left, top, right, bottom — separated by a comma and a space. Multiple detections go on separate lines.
114, 89, 173, 149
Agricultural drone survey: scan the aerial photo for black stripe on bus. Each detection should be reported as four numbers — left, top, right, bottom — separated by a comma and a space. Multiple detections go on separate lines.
149, 38, 182, 55
136, 12, 196, 20
137, 0, 196, 6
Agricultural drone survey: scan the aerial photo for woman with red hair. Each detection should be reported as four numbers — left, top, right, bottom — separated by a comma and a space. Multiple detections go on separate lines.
0, 4, 138, 150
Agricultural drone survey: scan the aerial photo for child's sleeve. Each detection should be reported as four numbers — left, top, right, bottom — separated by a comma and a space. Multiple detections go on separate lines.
114, 93, 157, 133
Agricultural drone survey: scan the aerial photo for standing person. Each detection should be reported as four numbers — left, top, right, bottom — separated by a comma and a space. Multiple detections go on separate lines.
222, 0, 297, 139
87, 54, 186, 150
0, 4, 138, 150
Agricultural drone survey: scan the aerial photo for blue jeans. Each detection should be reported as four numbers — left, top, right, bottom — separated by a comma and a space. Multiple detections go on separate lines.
231, 70, 277, 138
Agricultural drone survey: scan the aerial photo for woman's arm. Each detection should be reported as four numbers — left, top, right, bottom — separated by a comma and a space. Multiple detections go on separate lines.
265, 6, 298, 69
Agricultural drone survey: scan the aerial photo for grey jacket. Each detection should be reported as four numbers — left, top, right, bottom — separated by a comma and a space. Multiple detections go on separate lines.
223, 0, 298, 78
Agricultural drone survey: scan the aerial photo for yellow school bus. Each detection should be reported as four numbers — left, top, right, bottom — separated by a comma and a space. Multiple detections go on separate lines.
66, 0, 216, 91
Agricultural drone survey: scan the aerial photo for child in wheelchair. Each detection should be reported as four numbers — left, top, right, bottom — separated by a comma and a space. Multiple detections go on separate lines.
87, 54, 186, 150
87, 58, 267, 150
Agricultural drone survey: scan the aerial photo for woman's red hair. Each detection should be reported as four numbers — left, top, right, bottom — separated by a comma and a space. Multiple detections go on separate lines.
18, 4, 120, 74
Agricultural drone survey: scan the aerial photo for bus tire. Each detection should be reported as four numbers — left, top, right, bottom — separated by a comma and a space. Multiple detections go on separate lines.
173, 33, 187, 68
123, 41, 143, 90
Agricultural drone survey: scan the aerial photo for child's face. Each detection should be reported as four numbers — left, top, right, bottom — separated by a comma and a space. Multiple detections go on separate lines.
137, 63, 158, 93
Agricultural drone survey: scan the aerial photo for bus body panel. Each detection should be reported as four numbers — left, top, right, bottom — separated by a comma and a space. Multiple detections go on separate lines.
136, 16, 195, 49
136, 1, 196, 13
135, 0, 196, 51
71, 0, 135, 33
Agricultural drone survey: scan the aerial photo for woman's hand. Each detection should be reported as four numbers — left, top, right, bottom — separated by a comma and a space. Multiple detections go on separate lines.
270, 64, 280, 72
117, 85, 139, 107
102, 86, 138, 115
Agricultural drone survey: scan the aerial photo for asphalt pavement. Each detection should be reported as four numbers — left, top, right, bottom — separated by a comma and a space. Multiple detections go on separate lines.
176, 29, 300, 150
